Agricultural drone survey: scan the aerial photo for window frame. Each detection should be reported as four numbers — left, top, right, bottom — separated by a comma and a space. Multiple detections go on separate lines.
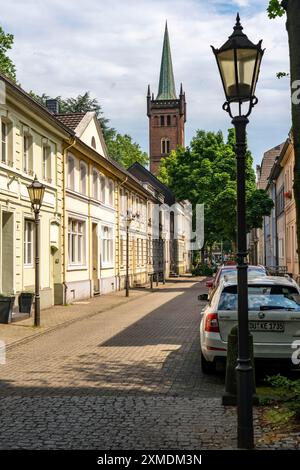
101, 225, 114, 267
80, 161, 88, 195
42, 145, 51, 183
67, 154, 75, 190
24, 219, 35, 267
68, 217, 86, 267
1, 121, 7, 163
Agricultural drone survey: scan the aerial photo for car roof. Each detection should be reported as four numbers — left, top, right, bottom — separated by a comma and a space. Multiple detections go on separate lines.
220, 265, 265, 271
221, 275, 298, 288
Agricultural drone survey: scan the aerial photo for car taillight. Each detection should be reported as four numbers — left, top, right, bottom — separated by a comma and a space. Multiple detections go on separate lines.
205, 313, 219, 333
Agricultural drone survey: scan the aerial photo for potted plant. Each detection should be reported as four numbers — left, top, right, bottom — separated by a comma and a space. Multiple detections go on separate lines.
18, 291, 34, 314
0, 294, 15, 324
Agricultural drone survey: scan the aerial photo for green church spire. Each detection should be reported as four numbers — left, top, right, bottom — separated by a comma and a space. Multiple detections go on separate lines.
156, 22, 177, 100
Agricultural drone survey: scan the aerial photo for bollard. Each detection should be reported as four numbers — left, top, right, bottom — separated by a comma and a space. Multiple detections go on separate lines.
222, 325, 257, 406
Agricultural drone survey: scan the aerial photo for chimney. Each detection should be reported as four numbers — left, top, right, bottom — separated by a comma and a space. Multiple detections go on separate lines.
46, 99, 59, 114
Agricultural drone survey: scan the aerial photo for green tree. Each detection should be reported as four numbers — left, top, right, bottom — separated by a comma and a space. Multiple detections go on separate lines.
30, 91, 148, 168
29, 91, 114, 142
106, 132, 148, 168
268, 0, 300, 274
0, 25, 16, 81
158, 129, 273, 251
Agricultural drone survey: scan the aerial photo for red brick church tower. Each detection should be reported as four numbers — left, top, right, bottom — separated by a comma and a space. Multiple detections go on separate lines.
147, 23, 186, 175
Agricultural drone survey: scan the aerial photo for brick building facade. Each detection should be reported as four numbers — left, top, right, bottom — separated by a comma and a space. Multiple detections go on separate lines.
147, 23, 186, 175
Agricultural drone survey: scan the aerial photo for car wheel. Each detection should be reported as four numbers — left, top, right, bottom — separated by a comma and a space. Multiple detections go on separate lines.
201, 352, 216, 374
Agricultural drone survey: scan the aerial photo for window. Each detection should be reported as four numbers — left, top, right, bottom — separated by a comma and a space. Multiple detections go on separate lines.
276, 186, 285, 216
120, 235, 125, 267
120, 188, 127, 214
161, 138, 170, 155
93, 169, 99, 199
80, 161, 87, 195
108, 179, 114, 206
137, 238, 140, 266
167, 115, 171, 126
100, 175, 106, 202
1, 122, 7, 163
91, 136, 96, 149
101, 226, 113, 265
68, 218, 85, 265
160, 115, 165, 126
42, 146, 51, 182
67, 155, 75, 190
23, 135, 33, 174
24, 220, 34, 266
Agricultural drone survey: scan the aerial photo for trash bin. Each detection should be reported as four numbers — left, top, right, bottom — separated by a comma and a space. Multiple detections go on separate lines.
0, 296, 15, 324
18, 292, 34, 314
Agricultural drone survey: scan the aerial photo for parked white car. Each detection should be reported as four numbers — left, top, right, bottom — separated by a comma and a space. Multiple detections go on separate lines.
200, 276, 300, 373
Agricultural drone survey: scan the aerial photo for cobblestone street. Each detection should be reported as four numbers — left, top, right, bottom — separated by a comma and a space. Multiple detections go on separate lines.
0, 278, 238, 449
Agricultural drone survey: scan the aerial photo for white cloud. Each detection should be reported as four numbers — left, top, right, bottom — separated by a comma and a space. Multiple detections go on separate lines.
233, 0, 250, 7
0, 0, 289, 164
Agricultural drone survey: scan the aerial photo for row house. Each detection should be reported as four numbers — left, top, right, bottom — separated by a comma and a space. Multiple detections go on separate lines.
254, 136, 299, 280
128, 162, 192, 276
0, 74, 70, 309
0, 73, 190, 312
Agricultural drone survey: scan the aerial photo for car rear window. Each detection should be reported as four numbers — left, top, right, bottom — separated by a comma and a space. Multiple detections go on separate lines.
218, 284, 300, 311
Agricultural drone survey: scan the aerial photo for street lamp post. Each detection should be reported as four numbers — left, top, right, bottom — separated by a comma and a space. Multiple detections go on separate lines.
212, 14, 264, 449
27, 176, 46, 327
125, 210, 135, 297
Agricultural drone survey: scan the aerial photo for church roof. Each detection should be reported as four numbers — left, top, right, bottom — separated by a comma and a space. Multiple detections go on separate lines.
156, 22, 177, 100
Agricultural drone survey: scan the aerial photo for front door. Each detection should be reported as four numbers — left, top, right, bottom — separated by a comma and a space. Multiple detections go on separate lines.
92, 223, 100, 295
1, 211, 14, 294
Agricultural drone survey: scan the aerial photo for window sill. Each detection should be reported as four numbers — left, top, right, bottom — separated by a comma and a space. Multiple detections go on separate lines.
101, 264, 114, 269
67, 265, 88, 271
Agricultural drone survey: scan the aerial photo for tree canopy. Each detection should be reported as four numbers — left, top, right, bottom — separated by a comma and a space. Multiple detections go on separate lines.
158, 129, 273, 249
30, 91, 148, 169
0, 25, 16, 82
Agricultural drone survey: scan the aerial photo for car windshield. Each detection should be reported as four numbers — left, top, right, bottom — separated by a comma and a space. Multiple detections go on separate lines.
218, 285, 300, 311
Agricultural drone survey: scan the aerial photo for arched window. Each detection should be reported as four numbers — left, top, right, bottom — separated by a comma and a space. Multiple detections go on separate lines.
67, 154, 75, 190
42, 145, 51, 182
108, 179, 114, 206
167, 115, 171, 126
161, 138, 170, 155
80, 161, 87, 195
93, 169, 99, 199
91, 136, 96, 149
100, 174, 106, 202
160, 115, 165, 126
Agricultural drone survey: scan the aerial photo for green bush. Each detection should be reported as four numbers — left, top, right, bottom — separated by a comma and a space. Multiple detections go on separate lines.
265, 374, 300, 421
191, 264, 214, 277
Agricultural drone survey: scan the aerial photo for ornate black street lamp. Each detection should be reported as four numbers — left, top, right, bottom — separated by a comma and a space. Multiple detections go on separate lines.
27, 176, 46, 327
212, 14, 264, 449
125, 209, 135, 297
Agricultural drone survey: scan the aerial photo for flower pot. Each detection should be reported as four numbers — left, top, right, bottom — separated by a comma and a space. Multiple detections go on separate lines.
18, 292, 34, 314
0, 296, 15, 324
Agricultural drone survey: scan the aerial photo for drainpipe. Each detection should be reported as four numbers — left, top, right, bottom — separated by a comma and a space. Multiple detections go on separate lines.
274, 181, 279, 267
62, 137, 76, 305
117, 177, 128, 290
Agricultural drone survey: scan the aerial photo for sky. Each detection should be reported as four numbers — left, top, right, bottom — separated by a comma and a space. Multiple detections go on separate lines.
1, 0, 290, 166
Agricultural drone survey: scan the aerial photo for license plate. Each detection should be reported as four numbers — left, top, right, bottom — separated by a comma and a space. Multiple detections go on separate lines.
249, 321, 285, 332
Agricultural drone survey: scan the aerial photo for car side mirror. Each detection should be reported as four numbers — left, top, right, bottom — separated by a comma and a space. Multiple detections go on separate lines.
206, 281, 213, 288
198, 293, 209, 302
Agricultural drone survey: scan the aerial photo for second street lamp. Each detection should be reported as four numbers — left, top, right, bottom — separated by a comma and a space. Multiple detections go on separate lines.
27, 176, 46, 327
212, 14, 264, 450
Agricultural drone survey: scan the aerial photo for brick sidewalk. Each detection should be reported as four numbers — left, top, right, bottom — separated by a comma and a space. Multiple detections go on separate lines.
0, 277, 204, 349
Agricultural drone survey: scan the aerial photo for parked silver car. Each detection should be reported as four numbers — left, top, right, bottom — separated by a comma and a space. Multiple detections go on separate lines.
200, 276, 300, 373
